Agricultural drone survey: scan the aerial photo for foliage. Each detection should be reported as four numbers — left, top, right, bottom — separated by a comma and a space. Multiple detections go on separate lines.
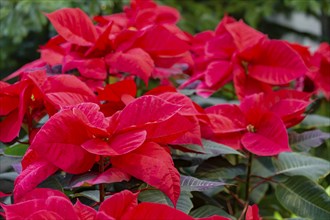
0, 0, 330, 219
1, 0, 330, 78
0, 0, 126, 78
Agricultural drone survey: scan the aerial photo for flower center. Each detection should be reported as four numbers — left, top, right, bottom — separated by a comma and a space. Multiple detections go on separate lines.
31, 94, 35, 102
128, 26, 137, 31
246, 124, 256, 133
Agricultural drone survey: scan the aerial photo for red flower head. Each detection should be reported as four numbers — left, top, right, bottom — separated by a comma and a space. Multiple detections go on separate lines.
2, 189, 230, 220
32, 2, 191, 88
96, 190, 229, 220
308, 42, 330, 100
14, 94, 202, 205
2, 188, 96, 220
0, 70, 96, 143
97, 79, 137, 116
204, 90, 310, 156
181, 16, 308, 99
0, 80, 32, 142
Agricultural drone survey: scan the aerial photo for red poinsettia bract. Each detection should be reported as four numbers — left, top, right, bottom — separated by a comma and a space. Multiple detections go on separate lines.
0, 70, 96, 143
307, 42, 330, 100
204, 90, 311, 156
2, 188, 98, 220
246, 205, 262, 220
97, 190, 229, 220
4, 0, 192, 89
2, 189, 229, 220
14, 95, 201, 205
181, 15, 308, 99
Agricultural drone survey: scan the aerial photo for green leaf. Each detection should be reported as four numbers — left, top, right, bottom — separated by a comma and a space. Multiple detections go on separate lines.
252, 156, 276, 178
180, 175, 227, 192
289, 130, 330, 152
73, 190, 100, 202
300, 114, 330, 128
179, 139, 243, 160
273, 152, 330, 181
250, 181, 269, 204
176, 191, 193, 214
200, 139, 244, 156
0, 156, 21, 173
284, 218, 311, 220
190, 205, 235, 219
139, 189, 170, 204
275, 176, 330, 219
138, 189, 193, 213
196, 161, 245, 181
4, 143, 29, 157
178, 89, 197, 96
0, 172, 18, 181
38, 176, 63, 192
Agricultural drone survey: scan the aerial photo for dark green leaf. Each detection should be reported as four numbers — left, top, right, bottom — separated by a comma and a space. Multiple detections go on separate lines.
251, 156, 276, 178
249, 182, 268, 204
178, 89, 197, 96
4, 143, 29, 157
73, 190, 100, 202
289, 130, 330, 152
176, 191, 193, 214
0, 156, 21, 172
275, 176, 330, 219
196, 160, 245, 181
190, 205, 234, 219
284, 218, 311, 220
139, 189, 170, 204
180, 175, 227, 192
138, 189, 193, 213
273, 152, 330, 181
38, 176, 63, 192
300, 114, 330, 128
179, 139, 243, 161
0, 172, 18, 181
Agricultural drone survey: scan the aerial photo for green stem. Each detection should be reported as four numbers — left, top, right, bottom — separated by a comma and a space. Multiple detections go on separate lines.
224, 186, 245, 207
233, 154, 240, 215
99, 156, 105, 203
238, 152, 253, 220
249, 175, 279, 193
245, 153, 253, 201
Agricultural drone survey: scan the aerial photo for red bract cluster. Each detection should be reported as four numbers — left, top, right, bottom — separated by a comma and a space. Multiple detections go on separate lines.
15, 95, 202, 204
203, 90, 311, 155
2, 188, 230, 220
5, 0, 192, 89
180, 15, 310, 98
0, 70, 96, 142
0, 0, 327, 219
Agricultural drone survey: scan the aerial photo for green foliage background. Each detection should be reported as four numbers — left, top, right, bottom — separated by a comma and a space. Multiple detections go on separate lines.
1, 0, 330, 79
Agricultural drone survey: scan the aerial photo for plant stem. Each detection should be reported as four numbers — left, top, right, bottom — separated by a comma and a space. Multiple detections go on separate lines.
245, 153, 253, 201
227, 199, 234, 216
249, 175, 279, 192
224, 186, 245, 207
232, 154, 240, 214
99, 156, 105, 203
238, 152, 253, 220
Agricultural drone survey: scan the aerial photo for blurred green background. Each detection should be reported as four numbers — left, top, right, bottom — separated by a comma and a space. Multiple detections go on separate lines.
0, 0, 329, 79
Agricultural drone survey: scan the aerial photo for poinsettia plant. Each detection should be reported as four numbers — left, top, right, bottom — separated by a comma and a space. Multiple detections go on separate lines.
0, 0, 330, 219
